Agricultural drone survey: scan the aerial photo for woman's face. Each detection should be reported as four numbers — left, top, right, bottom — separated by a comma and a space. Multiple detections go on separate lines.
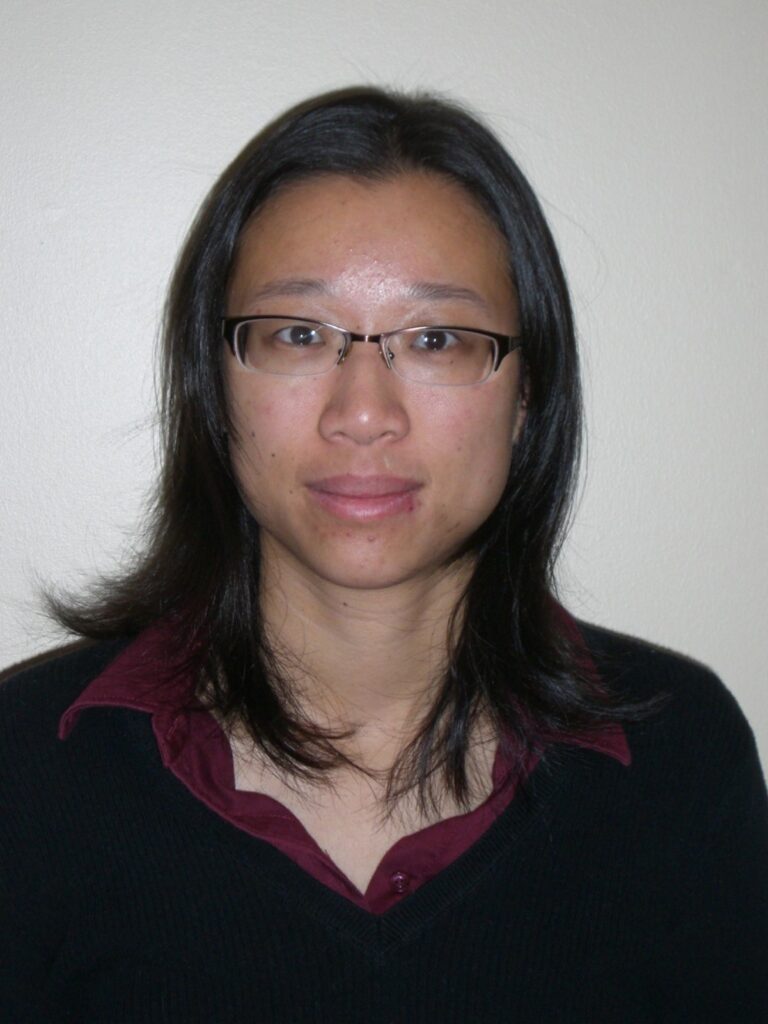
224, 172, 525, 592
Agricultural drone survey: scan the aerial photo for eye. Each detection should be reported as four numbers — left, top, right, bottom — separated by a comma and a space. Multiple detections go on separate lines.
410, 329, 460, 353
274, 323, 325, 347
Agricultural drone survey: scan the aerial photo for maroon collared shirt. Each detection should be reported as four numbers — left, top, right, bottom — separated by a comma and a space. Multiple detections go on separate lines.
59, 619, 630, 914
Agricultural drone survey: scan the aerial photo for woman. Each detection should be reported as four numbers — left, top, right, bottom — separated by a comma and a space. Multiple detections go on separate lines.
2, 87, 766, 1022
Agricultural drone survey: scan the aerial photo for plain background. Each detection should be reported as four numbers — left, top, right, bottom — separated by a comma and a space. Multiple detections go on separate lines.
1, 0, 766, 767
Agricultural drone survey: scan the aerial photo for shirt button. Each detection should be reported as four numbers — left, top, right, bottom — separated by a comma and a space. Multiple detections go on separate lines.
390, 870, 410, 894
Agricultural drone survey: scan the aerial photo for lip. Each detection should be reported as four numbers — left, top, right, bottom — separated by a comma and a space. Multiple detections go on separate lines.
306, 475, 422, 522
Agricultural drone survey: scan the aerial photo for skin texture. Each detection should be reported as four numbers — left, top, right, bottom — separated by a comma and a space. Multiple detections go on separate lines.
225, 172, 525, 604
223, 173, 527, 885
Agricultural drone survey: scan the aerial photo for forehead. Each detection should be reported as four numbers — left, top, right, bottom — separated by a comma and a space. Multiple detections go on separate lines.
226, 172, 514, 318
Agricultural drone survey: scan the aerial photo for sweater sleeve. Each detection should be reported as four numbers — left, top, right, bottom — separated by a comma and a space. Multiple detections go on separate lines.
1, 715, 68, 1022
0, 646, 121, 1023
0, 871, 66, 1023
650, 703, 768, 1021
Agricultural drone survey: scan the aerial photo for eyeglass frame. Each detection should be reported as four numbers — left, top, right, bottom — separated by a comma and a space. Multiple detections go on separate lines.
221, 315, 524, 385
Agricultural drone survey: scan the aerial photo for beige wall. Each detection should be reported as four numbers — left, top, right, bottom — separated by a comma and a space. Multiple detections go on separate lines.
2, 0, 766, 765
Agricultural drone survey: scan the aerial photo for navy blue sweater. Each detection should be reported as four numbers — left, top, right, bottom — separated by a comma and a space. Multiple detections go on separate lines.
1, 625, 767, 1022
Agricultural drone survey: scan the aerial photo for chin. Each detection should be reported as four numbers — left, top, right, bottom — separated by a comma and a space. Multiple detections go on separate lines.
297, 537, 473, 593
306, 557, 423, 592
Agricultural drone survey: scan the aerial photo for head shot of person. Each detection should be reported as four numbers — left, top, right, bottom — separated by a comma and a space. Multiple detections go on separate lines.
2, 87, 766, 1022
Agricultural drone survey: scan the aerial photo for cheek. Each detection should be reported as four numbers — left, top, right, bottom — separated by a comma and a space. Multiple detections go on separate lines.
227, 366, 316, 445
427, 387, 519, 481
226, 386, 303, 501
420, 396, 518, 538
229, 395, 268, 472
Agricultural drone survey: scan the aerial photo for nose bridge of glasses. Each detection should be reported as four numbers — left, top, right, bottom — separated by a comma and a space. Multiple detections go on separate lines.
338, 331, 392, 367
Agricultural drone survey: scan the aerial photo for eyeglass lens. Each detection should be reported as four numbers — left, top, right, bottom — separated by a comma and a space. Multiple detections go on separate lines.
234, 318, 497, 386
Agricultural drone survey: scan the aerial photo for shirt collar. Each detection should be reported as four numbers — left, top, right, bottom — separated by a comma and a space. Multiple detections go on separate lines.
58, 612, 630, 767
58, 620, 194, 740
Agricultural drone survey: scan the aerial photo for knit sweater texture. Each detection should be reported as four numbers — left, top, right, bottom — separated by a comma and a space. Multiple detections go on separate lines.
1, 624, 767, 1023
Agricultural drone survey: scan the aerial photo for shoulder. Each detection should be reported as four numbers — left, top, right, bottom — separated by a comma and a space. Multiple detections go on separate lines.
578, 621, 762, 774
0, 639, 131, 756
0, 638, 146, 879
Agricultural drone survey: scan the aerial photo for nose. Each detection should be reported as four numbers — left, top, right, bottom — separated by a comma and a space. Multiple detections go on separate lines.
318, 340, 410, 446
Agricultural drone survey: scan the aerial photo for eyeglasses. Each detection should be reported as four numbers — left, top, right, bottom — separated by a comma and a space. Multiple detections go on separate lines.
221, 316, 523, 387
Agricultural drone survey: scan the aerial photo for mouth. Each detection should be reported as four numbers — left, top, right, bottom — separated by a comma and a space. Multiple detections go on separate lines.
306, 475, 422, 522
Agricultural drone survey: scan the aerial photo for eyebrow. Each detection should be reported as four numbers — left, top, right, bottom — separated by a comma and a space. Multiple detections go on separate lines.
238, 278, 493, 313
240, 278, 329, 303
405, 281, 492, 313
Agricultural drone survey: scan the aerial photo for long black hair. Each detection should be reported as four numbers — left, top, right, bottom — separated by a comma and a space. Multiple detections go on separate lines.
53, 87, 647, 811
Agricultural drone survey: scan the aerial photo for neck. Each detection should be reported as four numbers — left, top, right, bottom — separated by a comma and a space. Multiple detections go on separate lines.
258, 547, 473, 771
